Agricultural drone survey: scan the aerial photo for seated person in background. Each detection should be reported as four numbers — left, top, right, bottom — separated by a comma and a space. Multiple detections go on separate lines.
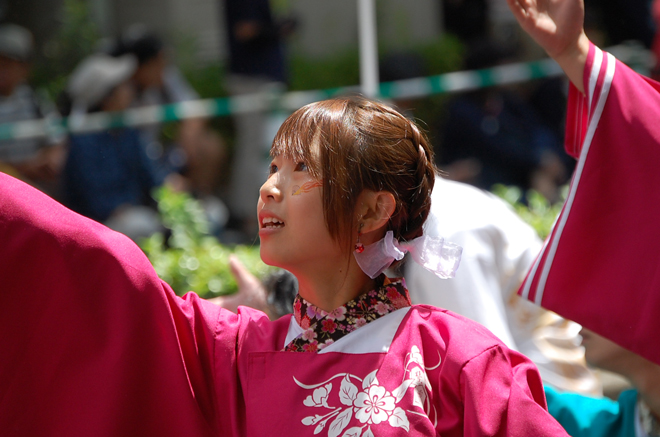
0, 23, 65, 196
108, 25, 226, 199
63, 54, 182, 241
545, 329, 660, 437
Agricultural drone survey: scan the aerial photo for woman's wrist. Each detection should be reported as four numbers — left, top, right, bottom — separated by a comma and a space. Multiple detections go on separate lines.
552, 32, 591, 94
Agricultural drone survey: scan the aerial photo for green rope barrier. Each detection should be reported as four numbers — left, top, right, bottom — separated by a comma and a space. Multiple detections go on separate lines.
0, 58, 563, 141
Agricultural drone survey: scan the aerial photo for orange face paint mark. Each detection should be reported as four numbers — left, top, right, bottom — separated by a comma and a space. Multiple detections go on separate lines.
292, 180, 322, 196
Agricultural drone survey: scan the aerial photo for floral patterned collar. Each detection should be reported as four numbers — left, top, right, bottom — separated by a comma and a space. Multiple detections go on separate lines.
283, 276, 411, 353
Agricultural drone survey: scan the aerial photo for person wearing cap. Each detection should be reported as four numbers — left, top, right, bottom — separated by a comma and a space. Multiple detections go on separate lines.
0, 23, 65, 195
62, 53, 182, 241
109, 25, 226, 201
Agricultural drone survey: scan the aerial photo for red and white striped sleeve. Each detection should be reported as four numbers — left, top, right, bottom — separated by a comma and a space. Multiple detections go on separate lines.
564, 44, 616, 158
518, 42, 660, 366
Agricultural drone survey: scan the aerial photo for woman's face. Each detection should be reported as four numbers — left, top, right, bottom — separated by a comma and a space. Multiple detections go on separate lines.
257, 154, 345, 274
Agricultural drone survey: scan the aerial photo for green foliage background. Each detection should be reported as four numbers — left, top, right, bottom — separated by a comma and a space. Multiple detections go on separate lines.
140, 187, 274, 298
492, 184, 567, 239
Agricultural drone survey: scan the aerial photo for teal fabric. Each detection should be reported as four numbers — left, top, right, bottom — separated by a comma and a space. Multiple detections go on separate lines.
545, 386, 638, 437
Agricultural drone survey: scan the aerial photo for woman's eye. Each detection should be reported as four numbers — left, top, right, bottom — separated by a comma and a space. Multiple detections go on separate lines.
295, 162, 308, 172
269, 164, 278, 175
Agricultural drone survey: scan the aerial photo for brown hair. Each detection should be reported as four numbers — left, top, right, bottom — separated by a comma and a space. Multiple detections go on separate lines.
271, 96, 437, 251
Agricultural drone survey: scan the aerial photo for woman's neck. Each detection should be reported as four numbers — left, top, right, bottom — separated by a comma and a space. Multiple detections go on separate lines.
294, 258, 377, 312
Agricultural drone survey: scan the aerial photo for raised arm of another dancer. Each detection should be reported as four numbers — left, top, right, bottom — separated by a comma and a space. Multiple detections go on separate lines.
507, 0, 591, 93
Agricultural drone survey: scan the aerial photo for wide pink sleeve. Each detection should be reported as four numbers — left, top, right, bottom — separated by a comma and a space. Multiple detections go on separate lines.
460, 345, 568, 436
519, 43, 660, 366
0, 173, 259, 435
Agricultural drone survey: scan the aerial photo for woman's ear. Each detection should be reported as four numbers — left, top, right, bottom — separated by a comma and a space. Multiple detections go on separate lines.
356, 190, 396, 236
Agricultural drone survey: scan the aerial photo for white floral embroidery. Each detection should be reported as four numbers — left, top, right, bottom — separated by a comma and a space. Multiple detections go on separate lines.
294, 345, 441, 436
354, 385, 396, 424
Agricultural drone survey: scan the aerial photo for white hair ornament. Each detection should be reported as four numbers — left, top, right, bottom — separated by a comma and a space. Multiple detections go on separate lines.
354, 230, 462, 279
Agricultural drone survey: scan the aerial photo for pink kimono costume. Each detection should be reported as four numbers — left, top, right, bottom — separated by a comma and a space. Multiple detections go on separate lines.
519, 43, 660, 366
0, 173, 568, 436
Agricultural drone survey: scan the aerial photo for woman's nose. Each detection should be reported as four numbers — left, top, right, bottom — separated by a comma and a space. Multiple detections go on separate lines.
259, 174, 282, 202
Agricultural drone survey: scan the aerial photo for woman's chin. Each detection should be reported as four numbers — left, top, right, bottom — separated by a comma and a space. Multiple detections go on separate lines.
259, 247, 283, 269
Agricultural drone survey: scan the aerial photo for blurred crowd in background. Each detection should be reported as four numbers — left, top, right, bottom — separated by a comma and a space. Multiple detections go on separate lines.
1, 0, 658, 243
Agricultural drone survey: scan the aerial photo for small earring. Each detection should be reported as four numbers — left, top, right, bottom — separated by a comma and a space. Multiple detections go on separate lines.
354, 223, 364, 253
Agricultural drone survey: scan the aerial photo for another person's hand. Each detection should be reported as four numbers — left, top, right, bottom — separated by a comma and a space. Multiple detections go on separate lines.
506, 0, 590, 92
208, 255, 274, 318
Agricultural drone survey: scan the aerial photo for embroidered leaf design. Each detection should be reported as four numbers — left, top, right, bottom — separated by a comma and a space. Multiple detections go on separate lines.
362, 370, 378, 390
342, 427, 363, 437
363, 427, 375, 437
328, 407, 353, 437
392, 379, 413, 403
339, 375, 358, 406
388, 407, 410, 431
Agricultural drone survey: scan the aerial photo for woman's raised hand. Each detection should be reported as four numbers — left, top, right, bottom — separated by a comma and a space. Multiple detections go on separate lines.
507, 0, 590, 92
506, 0, 584, 59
